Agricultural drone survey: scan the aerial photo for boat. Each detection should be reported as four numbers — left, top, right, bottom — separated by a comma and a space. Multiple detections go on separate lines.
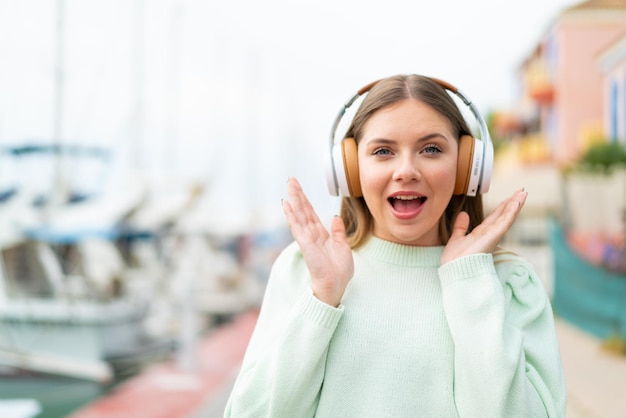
0, 178, 175, 381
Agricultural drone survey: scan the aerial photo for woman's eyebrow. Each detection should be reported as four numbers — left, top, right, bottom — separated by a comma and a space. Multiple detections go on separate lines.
363, 133, 450, 145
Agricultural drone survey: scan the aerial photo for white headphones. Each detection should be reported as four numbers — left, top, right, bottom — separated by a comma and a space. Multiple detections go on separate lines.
325, 76, 493, 198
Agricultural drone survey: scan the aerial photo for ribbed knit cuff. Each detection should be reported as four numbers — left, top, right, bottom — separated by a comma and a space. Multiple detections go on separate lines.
438, 253, 495, 287
295, 287, 344, 330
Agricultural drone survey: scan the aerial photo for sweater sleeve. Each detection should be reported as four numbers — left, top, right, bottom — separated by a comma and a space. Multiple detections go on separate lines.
224, 242, 344, 418
438, 252, 566, 418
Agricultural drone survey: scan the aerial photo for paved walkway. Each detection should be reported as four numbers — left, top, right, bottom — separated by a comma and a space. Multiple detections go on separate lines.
557, 318, 626, 418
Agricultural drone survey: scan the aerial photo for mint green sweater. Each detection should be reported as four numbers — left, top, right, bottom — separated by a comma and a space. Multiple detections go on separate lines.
224, 237, 566, 417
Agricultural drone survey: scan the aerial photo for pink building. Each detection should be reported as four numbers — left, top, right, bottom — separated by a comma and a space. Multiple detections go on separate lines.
599, 35, 626, 143
517, 0, 626, 166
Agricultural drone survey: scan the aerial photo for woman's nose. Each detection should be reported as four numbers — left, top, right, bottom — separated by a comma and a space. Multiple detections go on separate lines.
392, 154, 421, 182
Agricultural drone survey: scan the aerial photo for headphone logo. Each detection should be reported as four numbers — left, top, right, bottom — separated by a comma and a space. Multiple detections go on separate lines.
325, 76, 494, 198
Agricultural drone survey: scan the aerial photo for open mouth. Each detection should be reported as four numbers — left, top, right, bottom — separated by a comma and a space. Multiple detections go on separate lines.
388, 195, 427, 215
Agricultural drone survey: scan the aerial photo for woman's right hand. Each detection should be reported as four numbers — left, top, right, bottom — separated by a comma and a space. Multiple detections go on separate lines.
282, 177, 354, 307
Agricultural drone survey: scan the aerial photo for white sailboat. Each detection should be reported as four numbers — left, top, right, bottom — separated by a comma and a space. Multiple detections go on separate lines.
0, 163, 167, 383
0, 1, 169, 384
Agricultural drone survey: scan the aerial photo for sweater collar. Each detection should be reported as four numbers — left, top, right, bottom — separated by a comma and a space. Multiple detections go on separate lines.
358, 236, 444, 267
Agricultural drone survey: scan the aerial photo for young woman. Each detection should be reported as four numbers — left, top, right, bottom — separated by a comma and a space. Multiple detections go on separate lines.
224, 74, 566, 417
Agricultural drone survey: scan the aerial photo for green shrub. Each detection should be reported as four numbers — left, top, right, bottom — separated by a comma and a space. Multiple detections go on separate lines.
571, 141, 626, 174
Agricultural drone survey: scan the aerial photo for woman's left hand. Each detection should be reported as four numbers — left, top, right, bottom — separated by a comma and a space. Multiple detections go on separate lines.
440, 188, 528, 265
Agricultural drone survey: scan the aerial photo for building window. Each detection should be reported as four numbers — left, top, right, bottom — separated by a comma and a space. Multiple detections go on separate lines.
611, 79, 618, 142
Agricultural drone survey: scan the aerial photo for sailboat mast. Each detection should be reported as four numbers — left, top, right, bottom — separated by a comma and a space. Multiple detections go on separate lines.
165, 0, 183, 172
132, 0, 144, 172
52, 0, 66, 205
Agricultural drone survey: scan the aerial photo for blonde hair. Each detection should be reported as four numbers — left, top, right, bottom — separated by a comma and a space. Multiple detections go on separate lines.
340, 74, 485, 249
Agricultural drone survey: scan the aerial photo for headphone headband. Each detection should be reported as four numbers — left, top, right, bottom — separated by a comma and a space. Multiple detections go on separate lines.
326, 75, 494, 198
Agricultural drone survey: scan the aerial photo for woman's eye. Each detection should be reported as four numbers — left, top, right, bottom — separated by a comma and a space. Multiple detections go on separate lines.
373, 148, 392, 156
423, 144, 442, 154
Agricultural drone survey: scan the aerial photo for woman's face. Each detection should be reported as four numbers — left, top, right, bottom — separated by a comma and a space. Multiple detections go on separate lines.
358, 99, 458, 246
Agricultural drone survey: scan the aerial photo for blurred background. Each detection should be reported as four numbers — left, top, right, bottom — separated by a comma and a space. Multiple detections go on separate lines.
1, 0, 625, 417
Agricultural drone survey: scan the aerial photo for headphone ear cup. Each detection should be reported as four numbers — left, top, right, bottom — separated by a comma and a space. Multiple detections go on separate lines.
341, 137, 362, 197
454, 135, 475, 195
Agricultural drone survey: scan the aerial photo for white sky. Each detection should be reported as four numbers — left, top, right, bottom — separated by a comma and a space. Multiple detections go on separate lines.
0, 0, 581, 231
